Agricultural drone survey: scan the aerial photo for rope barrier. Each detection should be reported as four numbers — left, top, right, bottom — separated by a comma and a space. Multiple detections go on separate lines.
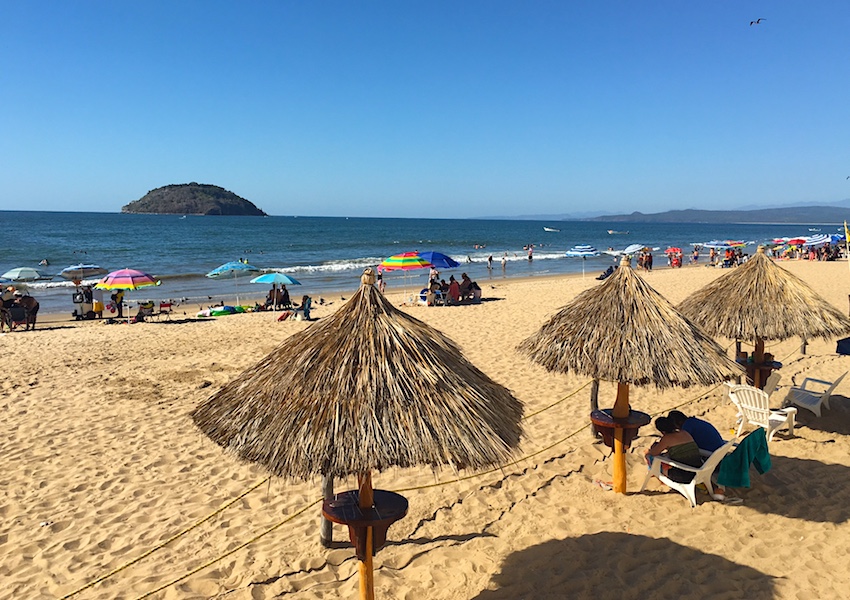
64, 364, 786, 598
132, 499, 323, 600
59, 476, 271, 599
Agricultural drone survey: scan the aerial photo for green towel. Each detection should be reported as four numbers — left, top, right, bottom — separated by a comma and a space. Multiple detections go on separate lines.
717, 428, 771, 488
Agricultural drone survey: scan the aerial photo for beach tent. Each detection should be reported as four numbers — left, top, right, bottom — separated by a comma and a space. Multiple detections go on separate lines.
678, 246, 850, 388
191, 268, 522, 599
518, 255, 742, 494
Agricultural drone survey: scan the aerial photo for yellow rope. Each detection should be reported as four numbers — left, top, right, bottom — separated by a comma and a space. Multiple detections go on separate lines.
132, 498, 322, 600
59, 476, 271, 599
522, 379, 592, 420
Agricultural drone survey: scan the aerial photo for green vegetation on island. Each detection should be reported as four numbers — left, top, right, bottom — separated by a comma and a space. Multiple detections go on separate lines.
122, 183, 267, 216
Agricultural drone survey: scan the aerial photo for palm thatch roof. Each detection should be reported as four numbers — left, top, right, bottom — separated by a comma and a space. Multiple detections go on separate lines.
191, 268, 523, 480
518, 256, 743, 388
677, 247, 850, 342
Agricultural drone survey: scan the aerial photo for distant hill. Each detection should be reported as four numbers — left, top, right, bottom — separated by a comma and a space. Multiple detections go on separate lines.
586, 206, 850, 224
122, 183, 267, 216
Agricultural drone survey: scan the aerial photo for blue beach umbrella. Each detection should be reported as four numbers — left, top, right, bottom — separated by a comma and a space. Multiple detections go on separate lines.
250, 273, 302, 312
565, 245, 600, 278
416, 251, 460, 270
250, 272, 302, 286
206, 261, 261, 305
59, 264, 109, 282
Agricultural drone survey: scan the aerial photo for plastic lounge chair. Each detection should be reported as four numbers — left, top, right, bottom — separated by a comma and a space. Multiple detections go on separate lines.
640, 440, 737, 508
782, 371, 847, 417
727, 384, 797, 442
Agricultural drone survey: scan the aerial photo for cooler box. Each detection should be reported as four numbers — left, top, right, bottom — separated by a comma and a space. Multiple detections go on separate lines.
837, 337, 850, 356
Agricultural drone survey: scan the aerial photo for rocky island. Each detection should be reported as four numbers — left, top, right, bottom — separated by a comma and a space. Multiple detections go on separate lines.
122, 183, 267, 216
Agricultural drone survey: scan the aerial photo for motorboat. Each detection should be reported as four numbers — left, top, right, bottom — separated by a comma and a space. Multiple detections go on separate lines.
543, 227, 560, 232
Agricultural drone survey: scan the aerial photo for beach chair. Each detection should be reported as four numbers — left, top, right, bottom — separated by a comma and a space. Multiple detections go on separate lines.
782, 371, 847, 417
762, 371, 782, 398
727, 384, 797, 442
7, 304, 28, 330
640, 440, 737, 508
156, 301, 173, 321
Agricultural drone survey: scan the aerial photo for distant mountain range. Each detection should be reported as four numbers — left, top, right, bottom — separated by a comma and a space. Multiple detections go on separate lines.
585, 205, 850, 224
492, 200, 850, 223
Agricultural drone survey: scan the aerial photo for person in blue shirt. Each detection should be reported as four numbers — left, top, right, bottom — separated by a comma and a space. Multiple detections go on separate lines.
669, 410, 730, 500
668, 410, 725, 452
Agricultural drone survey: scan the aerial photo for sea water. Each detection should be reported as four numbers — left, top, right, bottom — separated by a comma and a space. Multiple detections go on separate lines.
0, 211, 840, 315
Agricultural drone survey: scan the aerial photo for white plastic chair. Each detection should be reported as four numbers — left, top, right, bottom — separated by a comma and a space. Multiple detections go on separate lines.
640, 440, 737, 508
762, 371, 782, 398
782, 371, 847, 417
727, 384, 797, 442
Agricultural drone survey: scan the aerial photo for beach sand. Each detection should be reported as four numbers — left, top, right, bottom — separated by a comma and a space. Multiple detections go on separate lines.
3, 259, 850, 599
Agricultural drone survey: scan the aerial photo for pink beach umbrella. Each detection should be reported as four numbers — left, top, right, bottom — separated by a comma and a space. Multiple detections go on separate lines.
95, 268, 161, 323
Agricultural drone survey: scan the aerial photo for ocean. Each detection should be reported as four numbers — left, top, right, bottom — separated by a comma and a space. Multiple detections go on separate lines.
0, 211, 841, 315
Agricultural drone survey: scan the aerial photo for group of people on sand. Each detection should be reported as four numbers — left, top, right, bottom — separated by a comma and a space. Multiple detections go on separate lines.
1, 285, 39, 331
423, 271, 482, 306
645, 409, 731, 501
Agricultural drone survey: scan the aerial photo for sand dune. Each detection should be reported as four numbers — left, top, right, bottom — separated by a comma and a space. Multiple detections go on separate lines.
3, 259, 850, 599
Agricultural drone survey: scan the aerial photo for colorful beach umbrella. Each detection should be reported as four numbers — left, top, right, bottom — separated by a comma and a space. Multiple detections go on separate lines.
416, 251, 459, 270
664, 247, 683, 255
1, 267, 45, 282
565, 245, 599, 278
206, 261, 261, 306
95, 268, 161, 291
206, 261, 261, 279
59, 264, 108, 281
379, 252, 432, 271
249, 273, 301, 286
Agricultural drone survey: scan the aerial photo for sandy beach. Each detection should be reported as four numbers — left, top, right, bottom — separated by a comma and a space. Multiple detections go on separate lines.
4, 259, 850, 599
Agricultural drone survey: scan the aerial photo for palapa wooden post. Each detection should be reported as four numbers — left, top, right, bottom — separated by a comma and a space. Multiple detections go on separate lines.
589, 379, 599, 439
358, 471, 375, 600
320, 475, 334, 547
612, 382, 629, 493
753, 337, 765, 389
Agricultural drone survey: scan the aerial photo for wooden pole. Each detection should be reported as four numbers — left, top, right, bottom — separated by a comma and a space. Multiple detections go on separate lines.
753, 337, 765, 389
358, 471, 375, 600
612, 383, 629, 494
589, 379, 599, 439
320, 475, 334, 547
800, 336, 807, 356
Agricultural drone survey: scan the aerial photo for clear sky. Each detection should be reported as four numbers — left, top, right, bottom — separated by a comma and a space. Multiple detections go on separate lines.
1, 1, 849, 218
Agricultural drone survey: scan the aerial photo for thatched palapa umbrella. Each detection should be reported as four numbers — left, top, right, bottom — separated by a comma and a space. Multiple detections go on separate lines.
678, 246, 850, 388
518, 255, 743, 494
192, 268, 522, 599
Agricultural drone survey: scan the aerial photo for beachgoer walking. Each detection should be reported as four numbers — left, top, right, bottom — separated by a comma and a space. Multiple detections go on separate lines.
487, 255, 493, 270
501, 255, 507, 270
377, 272, 386, 294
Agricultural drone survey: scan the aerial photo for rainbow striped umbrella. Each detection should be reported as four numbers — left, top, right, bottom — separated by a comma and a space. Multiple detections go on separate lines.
379, 252, 433, 272
95, 268, 161, 291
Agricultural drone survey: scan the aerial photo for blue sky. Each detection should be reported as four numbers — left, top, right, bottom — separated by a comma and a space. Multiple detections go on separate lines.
1, 1, 849, 218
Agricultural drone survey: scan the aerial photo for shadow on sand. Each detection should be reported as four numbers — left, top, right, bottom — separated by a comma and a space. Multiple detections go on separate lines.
471, 532, 774, 599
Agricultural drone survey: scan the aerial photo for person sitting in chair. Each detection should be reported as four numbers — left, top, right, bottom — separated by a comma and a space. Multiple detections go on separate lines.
645, 416, 703, 483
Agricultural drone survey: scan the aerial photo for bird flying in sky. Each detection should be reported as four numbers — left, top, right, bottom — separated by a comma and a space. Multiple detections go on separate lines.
749, 18, 765, 26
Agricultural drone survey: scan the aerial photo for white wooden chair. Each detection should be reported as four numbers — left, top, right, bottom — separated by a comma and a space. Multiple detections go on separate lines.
727, 384, 797, 442
640, 440, 737, 508
782, 371, 847, 417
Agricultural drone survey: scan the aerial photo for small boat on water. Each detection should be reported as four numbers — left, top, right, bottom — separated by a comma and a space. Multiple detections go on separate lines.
565, 245, 599, 257
543, 227, 560, 232
607, 230, 629, 235
809, 228, 821, 232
